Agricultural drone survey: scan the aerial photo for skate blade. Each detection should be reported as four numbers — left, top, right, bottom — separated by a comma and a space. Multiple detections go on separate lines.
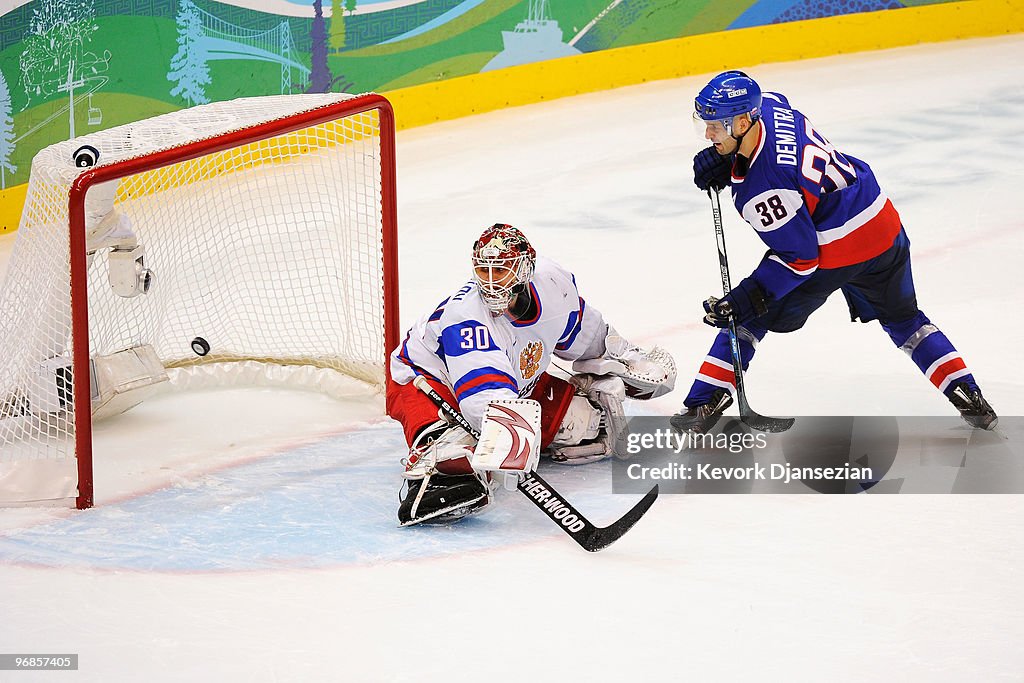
398, 493, 488, 527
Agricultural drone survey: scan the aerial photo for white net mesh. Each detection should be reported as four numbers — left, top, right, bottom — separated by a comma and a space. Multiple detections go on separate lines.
0, 94, 392, 505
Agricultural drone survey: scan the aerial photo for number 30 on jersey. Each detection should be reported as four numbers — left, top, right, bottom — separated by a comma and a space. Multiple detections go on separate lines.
460, 325, 492, 350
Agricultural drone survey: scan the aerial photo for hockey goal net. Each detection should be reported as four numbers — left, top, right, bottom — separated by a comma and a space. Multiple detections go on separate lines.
0, 93, 398, 508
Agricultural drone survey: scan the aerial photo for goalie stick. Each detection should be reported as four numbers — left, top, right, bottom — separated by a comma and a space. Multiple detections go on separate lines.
708, 188, 795, 433
412, 375, 658, 552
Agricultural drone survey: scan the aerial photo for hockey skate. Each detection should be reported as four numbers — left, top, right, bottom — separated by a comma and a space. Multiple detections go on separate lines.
948, 382, 998, 430
398, 473, 489, 526
670, 388, 733, 434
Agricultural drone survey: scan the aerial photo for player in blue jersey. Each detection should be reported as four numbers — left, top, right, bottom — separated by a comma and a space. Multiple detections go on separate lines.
387, 223, 677, 526
673, 71, 996, 433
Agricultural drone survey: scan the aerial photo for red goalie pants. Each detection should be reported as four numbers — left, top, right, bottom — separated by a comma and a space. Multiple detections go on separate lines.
386, 373, 576, 448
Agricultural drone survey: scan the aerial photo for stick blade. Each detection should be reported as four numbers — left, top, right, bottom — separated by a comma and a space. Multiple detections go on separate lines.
581, 484, 659, 552
742, 411, 795, 433
737, 394, 795, 433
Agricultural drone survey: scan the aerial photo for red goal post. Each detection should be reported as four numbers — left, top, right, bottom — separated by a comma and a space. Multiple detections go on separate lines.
1, 93, 399, 509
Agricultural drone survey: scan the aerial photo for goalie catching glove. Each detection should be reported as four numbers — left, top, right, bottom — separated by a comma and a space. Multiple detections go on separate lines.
572, 327, 677, 400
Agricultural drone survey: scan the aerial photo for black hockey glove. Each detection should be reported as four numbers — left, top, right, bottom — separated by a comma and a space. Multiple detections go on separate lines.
702, 277, 768, 328
693, 146, 733, 192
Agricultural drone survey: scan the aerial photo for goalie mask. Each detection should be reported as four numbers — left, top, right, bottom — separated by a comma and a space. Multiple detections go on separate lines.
472, 224, 537, 315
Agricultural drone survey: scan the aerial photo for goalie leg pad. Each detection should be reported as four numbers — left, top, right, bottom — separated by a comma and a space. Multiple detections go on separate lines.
399, 420, 490, 526
546, 374, 627, 465
398, 473, 490, 526
402, 420, 476, 479
550, 396, 602, 447
548, 441, 610, 465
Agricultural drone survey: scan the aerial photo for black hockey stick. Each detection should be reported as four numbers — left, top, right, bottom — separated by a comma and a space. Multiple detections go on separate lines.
412, 376, 658, 552
708, 188, 794, 433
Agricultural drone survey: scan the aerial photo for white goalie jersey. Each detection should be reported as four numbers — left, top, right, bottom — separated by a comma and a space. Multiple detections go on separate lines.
390, 257, 609, 431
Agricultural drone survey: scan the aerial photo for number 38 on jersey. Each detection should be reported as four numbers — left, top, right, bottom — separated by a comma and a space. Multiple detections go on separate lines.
742, 189, 803, 232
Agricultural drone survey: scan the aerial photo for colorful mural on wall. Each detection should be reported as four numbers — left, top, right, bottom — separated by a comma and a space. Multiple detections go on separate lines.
0, 0, 962, 191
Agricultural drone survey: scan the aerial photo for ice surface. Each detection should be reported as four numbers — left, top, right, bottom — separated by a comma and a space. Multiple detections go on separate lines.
1, 35, 1022, 681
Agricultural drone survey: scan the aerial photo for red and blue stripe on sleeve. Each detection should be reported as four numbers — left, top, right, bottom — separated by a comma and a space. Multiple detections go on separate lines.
453, 366, 519, 402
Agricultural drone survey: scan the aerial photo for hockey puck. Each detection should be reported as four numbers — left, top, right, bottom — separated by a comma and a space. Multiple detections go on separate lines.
191, 336, 211, 356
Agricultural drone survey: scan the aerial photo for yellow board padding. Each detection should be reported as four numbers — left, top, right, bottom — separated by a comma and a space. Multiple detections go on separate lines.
2, 0, 1022, 234
0, 183, 27, 234
383, 0, 1024, 129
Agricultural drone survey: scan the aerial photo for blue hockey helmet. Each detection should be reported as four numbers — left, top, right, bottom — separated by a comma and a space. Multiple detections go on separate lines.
693, 71, 762, 142
694, 71, 762, 121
